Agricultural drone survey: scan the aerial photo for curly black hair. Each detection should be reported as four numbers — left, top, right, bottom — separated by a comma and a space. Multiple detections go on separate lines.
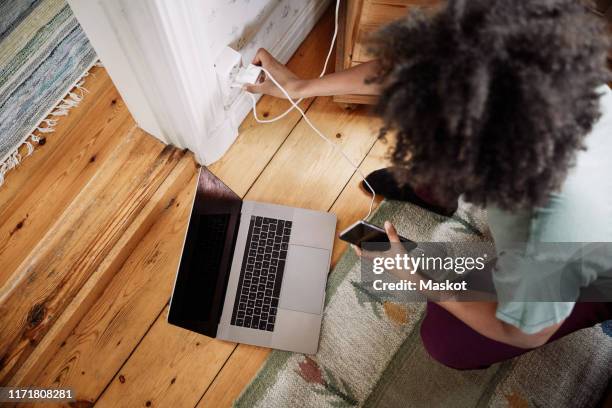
368, 0, 610, 210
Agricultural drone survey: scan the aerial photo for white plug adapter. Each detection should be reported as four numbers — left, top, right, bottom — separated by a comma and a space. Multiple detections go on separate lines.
232, 64, 264, 88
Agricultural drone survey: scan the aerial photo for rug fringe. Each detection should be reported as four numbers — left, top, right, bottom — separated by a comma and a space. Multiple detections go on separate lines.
0, 60, 100, 187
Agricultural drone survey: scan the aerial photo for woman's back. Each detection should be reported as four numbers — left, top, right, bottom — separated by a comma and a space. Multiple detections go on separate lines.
487, 85, 612, 333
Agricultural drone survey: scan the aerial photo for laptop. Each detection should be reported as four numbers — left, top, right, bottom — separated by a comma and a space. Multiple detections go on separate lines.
168, 167, 336, 354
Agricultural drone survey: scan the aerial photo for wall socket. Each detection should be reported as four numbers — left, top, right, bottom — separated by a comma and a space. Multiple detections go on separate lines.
214, 46, 244, 110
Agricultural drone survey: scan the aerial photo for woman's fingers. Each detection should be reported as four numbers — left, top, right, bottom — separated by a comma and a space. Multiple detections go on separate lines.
244, 82, 263, 94
251, 48, 270, 66
252, 49, 287, 77
351, 244, 363, 257
244, 80, 283, 98
384, 221, 400, 243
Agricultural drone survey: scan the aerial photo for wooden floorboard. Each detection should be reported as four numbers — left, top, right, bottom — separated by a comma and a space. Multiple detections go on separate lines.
0, 68, 133, 291
21, 157, 197, 395
95, 305, 236, 408
0, 129, 192, 386
0, 6, 394, 408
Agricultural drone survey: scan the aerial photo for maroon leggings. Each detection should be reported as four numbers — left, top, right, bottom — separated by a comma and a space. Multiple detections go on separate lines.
420, 302, 612, 370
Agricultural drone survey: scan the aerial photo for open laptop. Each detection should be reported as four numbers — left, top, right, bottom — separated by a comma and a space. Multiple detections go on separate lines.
168, 167, 336, 354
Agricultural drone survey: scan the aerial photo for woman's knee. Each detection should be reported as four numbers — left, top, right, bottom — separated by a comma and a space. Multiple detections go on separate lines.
419, 320, 475, 370
419, 303, 493, 370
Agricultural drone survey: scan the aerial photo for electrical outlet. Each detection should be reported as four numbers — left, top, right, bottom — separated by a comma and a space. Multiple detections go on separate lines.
214, 46, 244, 109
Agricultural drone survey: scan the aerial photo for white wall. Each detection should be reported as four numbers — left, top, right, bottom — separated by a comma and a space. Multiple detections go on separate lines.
68, 0, 329, 165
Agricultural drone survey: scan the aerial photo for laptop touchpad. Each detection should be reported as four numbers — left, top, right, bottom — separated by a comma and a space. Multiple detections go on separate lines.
278, 245, 329, 315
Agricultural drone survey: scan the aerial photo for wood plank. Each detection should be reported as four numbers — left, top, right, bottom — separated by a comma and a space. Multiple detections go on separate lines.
13, 154, 198, 390
95, 306, 235, 408
197, 135, 392, 408
195, 344, 270, 408
209, 7, 335, 196
334, 0, 444, 105
345, 0, 365, 68
0, 69, 134, 290
95, 95, 380, 407
360, 1, 409, 27
0, 129, 184, 384
27, 161, 198, 403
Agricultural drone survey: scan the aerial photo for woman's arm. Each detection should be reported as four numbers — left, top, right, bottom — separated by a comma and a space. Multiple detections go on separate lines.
244, 48, 382, 99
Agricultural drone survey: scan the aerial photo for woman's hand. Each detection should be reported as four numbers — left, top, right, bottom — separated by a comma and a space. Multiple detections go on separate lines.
244, 48, 306, 99
351, 220, 401, 258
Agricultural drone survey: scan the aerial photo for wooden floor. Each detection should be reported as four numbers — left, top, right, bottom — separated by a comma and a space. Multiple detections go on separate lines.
0, 9, 391, 408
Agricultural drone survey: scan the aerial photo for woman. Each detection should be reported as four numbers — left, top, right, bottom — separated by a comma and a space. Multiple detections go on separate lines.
247, 0, 612, 369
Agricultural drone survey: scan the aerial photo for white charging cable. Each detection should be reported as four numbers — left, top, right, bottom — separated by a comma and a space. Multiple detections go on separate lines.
244, 0, 377, 220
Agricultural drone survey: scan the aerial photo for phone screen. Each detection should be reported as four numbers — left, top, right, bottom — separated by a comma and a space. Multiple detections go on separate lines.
340, 222, 389, 246
339, 221, 414, 249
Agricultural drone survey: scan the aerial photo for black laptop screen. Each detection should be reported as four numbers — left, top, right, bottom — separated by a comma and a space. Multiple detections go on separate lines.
168, 167, 242, 338
187, 214, 229, 320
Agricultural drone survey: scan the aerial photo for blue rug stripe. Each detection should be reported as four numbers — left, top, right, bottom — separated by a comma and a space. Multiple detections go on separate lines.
0, 5, 75, 100
0, 0, 43, 41
0, 27, 95, 140
0, 0, 97, 167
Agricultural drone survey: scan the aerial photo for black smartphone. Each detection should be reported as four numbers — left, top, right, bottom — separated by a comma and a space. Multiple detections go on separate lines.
338, 220, 415, 249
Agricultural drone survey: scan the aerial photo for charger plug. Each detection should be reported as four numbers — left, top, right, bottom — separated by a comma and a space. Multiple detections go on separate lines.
232, 64, 264, 88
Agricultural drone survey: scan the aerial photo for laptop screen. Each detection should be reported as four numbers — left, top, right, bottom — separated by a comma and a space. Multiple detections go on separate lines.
168, 167, 242, 337
182, 213, 230, 321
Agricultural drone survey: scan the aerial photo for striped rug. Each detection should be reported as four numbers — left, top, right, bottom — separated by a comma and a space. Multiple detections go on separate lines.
0, 0, 97, 185
235, 199, 612, 407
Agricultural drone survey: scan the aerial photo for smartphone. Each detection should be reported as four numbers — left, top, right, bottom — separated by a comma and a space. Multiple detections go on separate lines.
338, 220, 415, 250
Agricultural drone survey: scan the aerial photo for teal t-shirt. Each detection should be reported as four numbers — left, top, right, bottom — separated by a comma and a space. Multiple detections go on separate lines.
487, 85, 612, 334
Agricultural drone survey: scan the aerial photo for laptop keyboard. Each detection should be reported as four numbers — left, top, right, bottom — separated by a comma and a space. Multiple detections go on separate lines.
230, 216, 292, 331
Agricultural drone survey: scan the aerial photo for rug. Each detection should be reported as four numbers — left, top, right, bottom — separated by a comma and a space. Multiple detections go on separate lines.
235, 199, 612, 408
0, 0, 97, 185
